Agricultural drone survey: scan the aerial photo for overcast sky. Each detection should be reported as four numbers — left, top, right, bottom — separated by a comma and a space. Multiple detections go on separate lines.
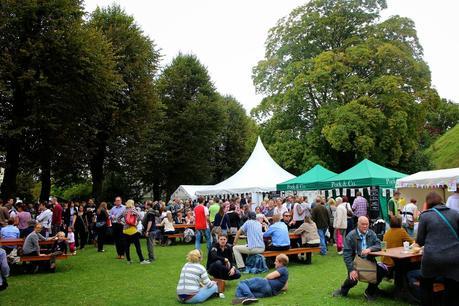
84, 0, 459, 113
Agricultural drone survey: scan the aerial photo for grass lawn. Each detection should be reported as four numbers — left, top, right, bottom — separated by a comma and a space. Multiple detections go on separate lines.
2, 240, 409, 306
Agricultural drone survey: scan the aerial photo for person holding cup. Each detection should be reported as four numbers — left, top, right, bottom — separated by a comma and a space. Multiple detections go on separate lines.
381, 216, 413, 267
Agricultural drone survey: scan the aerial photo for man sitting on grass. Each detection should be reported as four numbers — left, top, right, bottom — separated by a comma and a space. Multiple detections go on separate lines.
232, 254, 289, 305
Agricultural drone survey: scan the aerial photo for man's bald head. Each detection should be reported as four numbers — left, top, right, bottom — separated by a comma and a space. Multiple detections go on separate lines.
357, 216, 369, 233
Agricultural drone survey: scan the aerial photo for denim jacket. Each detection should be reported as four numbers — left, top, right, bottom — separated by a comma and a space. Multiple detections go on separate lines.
343, 228, 381, 273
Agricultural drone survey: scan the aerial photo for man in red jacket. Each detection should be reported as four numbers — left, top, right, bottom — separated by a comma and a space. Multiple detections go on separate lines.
51, 197, 62, 235
194, 197, 212, 251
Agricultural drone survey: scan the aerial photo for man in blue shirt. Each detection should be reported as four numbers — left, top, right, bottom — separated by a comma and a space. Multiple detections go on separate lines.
263, 214, 290, 251
109, 196, 126, 259
233, 212, 265, 270
0, 218, 20, 254
232, 254, 289, 305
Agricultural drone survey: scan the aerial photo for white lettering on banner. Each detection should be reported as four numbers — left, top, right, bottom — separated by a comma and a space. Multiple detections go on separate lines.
331, 180, 357, 188
385, 178, 396, 185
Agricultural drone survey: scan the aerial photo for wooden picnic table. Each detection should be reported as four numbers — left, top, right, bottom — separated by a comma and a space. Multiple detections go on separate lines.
156, 223, 194, 229
0, 238, 57, 247
369, 246, 422, 301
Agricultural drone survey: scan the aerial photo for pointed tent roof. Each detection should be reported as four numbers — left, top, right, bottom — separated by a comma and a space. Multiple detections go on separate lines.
196, 137, 295, 195
277, 164, 337, 191
317, 159, 407, 189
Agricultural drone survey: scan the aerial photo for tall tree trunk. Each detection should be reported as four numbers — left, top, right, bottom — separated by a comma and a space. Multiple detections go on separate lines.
39, 155, 51, 202
90, 141, 106, 203
1, 138, 20, 201
152, 181, 161, 201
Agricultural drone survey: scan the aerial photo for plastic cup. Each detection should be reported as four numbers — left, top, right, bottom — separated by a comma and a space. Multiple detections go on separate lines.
381, 241, 387, 252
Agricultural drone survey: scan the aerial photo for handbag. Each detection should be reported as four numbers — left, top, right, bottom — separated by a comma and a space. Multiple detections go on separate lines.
211, 214, 225, 236
353, 255, 377, 284
353, 235, 377, 283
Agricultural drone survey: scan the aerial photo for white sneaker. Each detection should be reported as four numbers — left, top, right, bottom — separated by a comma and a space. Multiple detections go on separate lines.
140, 260, 151, 265
337, 251, 343, 255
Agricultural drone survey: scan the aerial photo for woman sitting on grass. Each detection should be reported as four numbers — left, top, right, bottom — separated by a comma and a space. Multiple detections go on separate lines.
177, 249, 218, 304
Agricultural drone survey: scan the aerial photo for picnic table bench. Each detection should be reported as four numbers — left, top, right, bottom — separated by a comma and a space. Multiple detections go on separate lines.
0, 238, 56, 246
1, 238, 70, 271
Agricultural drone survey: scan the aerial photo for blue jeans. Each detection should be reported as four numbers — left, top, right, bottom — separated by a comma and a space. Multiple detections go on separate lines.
236, 278, 273, 298
195, 229, 212, 251
317, 228, 327, 255
183, 283, 218, 304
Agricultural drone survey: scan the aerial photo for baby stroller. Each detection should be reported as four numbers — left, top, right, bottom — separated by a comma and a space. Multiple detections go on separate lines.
371, 218, 386, 241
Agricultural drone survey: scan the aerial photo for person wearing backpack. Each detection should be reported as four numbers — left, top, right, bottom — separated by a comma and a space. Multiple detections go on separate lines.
143, 201, 157, 262
122, 200, 150, 264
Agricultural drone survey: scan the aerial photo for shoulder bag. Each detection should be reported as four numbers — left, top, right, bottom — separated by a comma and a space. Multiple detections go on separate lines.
432, 208, 459, 241
353, 235, 377, 284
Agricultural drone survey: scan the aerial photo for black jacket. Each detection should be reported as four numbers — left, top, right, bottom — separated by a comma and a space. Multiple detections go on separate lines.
417, 204, 459, 281
206, 242, 235, 269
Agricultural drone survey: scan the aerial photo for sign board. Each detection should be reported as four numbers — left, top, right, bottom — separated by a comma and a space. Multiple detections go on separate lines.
369, 186, 380, 221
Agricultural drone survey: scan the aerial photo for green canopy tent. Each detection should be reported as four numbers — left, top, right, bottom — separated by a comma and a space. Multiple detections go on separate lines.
276, 164, 337, 191
317, 159, 407, 221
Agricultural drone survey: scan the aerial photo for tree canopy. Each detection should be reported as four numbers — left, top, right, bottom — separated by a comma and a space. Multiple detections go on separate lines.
252, 0, 449, 174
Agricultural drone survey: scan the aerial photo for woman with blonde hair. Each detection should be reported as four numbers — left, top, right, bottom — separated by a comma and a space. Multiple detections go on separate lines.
123, 200, 149, 264
160, 211, 176, 246
333, 197, 347, 255
177, 249, 218, 304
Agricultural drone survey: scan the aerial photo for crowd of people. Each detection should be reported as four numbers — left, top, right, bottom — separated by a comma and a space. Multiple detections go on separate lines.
1, 189, 458, 305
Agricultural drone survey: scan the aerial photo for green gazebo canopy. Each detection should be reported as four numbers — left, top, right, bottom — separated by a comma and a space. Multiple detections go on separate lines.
317, 159, 407, 190
277, 164, 337, 191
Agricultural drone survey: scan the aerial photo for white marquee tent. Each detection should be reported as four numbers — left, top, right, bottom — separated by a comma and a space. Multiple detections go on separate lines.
395, 167, 459, 205
170, 185, 213, 200
196, 137, 295, 197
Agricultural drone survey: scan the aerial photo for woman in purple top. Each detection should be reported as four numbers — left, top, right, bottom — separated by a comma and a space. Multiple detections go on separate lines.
17, 204, 32, 237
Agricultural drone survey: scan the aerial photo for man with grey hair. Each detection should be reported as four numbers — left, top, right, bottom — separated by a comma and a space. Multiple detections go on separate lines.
332, 216, 386, 301
233, 212, 265, 271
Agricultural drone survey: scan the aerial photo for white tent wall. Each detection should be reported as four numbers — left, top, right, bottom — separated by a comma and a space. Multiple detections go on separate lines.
395, 167, 459, 210
170, 185, 213, 200
398, 187, 454, 210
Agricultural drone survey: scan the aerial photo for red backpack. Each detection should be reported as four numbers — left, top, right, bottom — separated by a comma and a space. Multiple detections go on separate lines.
125, 210, 137, 226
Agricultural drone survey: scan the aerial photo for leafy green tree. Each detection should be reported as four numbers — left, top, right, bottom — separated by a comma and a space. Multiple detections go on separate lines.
0, 0, 120, 201
252, 0, 441, 173
156, 54, 225, 194
213, 95, 258, 182
88, 5, 161, 201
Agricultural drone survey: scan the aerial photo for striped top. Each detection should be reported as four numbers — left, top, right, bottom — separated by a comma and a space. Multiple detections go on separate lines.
176, 263, 212, 295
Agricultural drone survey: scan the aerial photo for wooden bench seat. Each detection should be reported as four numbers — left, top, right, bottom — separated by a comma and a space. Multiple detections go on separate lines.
19, 254, 70, 262
166, 233, 184, 239
263, 247, 321, 257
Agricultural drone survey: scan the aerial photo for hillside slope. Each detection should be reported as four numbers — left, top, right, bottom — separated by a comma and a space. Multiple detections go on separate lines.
425, 124, 459, 169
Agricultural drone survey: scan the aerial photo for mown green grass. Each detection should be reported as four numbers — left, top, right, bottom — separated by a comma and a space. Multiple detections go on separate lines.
425, 123, 459, 169
2, 241, 408, 306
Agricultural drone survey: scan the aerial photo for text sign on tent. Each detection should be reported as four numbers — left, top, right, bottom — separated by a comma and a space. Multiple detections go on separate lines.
369, 186, 380, 221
